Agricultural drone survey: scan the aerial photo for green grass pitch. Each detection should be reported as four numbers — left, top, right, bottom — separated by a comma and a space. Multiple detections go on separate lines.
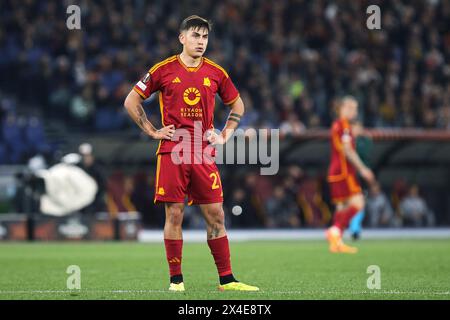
0, 239, 449, 300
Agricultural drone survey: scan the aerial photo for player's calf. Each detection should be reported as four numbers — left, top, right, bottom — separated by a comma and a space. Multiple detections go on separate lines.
164, 203, 185, 287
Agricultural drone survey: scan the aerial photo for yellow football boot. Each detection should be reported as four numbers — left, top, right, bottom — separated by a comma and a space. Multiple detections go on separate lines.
218, 282, 260, 291
169, 282, 185, 292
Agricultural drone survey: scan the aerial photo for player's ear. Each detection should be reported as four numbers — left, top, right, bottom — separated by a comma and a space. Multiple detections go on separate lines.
179, 32, 185, 45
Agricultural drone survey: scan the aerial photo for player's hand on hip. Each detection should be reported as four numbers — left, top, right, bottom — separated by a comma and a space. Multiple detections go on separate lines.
206, 130, 226, 145
152, 124, 175, 140
361, 167, 375, 185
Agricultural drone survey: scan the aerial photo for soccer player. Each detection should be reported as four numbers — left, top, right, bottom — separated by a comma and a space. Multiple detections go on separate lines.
124, 15, 259, 291
326, 96, 375, 253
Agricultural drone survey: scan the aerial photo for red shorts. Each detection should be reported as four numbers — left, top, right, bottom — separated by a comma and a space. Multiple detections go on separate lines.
154, 153, 223, 205
328, 174, 362, 203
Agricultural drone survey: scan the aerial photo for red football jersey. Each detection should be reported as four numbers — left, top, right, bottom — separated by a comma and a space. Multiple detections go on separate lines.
133, 55, 240, 155
327, 118, 357, 182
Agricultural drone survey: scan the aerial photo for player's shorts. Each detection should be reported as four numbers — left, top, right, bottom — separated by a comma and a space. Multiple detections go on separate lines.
328, 174, 362, 204
154, 152, 223, 205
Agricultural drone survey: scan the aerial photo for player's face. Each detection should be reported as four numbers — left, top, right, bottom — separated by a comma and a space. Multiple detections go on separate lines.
180, 27, 209, 58
342, 101, 358, 121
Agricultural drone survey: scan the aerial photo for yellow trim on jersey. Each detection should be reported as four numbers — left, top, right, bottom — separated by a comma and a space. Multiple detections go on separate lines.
224, 93, 240, 106
347, 175, 361, 193
155, 92, 165, 155
133, 87, 147, 99
176, 55, 204, 72
204, 58, 229, 78
149, 55, 177, 74
158, 92, 165, 126
155, 154, 161, 191
327, 145, 349, 183
156, 141, 162, 155
332, 129, 344, 151
327, 120, 350, 182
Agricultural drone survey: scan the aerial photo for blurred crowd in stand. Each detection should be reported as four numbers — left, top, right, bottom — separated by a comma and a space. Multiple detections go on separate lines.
0, 0, 445, 228
0, 0, 449, 145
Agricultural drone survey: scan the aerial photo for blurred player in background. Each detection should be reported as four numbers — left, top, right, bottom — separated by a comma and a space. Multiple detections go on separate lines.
326, 97, 375, 253
348, 121, 373, 240
124, 15, 258, 291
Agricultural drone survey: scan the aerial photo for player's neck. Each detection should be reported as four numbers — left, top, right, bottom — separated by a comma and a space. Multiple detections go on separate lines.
179, 51, 202, 68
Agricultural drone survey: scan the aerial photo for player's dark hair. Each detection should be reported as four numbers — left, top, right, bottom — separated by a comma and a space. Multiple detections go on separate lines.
179, 15, 212, 33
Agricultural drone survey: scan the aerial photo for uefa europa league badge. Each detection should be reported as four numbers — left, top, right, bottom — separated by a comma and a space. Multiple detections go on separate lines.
142, 73, 151, 83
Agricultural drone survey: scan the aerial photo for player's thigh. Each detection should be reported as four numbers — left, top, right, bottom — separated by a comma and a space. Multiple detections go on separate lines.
348, 193, 365, 211
155, 153, 189, 203
188, 162, 223, 204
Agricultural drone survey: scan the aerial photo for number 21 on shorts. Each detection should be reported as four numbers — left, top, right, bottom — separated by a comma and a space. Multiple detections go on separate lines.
209, 171, 221, 190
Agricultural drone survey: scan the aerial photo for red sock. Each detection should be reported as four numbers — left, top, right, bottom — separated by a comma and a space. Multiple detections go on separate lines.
333, 206, 359, 232
164, 239, 183, 277
207, 235, 232, 276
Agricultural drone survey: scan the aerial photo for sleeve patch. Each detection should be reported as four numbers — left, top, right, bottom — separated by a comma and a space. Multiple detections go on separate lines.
142, 72, 151, 83
136, 81, 147, 91
341, 133, 352, 143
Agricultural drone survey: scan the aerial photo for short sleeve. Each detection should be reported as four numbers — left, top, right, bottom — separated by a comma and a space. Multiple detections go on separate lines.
218, 73, 239, 105
133, 67, 162, 99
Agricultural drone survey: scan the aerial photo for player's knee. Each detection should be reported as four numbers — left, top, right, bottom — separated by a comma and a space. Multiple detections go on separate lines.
208, 207, 225, 227
166, 206, 184, 226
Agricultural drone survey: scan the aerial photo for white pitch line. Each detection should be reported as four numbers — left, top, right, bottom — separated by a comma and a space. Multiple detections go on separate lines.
0, 290, 449, 295
0, 290, 168, 294
270, 290, 450, 295
139, 228, 450, 242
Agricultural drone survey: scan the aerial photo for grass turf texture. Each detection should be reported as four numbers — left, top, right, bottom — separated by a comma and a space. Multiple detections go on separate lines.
0, 240, 449, 300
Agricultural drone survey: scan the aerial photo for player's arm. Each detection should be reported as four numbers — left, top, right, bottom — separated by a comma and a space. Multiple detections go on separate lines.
123, 90, 174, 140
207, 96, 244, 145
342, 137, 375, 184
208, 67, 244, 145
220, 97, 245, 142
